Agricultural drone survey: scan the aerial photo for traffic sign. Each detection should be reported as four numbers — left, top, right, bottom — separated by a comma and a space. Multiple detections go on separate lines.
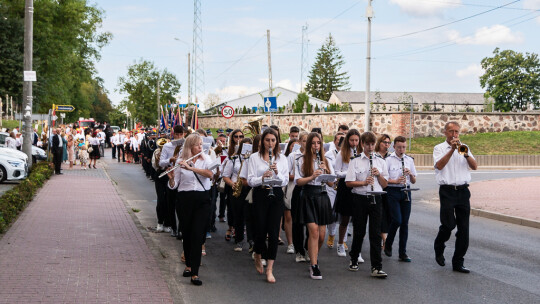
264, 97, 277, 113
221, 106, 234, 119
55, 105, 75, 112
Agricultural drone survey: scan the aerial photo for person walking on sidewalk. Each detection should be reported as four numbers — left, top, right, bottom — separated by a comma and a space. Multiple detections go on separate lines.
433, 121, 477, 274
88, 131, 100, 169
51, 128, 64, 174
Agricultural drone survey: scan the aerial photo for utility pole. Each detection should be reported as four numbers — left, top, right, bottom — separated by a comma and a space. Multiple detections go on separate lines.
22, 0, 34, 167
187, 53, 191, 104
364, 0, 373, 132
267, 29, 274, 124
300, 24, 309, 92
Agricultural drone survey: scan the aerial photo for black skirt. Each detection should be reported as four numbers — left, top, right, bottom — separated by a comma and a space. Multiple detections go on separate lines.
90, 145, 100, 159
297, 185, 334, 225
334, 179, 354, 216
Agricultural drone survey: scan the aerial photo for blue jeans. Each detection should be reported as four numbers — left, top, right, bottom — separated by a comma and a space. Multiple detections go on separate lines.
385, 187, 412, 257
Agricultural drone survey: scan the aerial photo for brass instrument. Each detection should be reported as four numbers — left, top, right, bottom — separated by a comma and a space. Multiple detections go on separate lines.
316, 151, 327, 194
454, 138, 469, 155
232, 152, 251, 198
242, 115, 264, 137
266, 148, 275, 198
153, 138, 170, 170
156, 138, 169, 148
158, 150, 206, 178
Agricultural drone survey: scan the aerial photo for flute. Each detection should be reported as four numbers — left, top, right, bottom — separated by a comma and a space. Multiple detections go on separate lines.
158, 150, 206, 178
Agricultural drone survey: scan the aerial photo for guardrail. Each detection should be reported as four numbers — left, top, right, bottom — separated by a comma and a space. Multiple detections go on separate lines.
410, 154, 540, 167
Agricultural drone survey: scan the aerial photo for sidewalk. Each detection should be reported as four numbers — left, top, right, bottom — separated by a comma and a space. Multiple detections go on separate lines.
0, 165, 173, 303
470, 176, 540, 229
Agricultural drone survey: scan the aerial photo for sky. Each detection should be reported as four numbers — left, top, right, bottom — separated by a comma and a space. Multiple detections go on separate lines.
92, 0, 540, 110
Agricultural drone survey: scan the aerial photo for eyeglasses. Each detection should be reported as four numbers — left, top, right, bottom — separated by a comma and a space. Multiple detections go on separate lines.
382, 141, 391, 144
234, 135, 244, 139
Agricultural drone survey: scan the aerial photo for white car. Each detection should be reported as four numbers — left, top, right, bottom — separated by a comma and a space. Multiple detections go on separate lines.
0, 132, 47, 163
0, 147, 29, 162
0, 154, 27, 183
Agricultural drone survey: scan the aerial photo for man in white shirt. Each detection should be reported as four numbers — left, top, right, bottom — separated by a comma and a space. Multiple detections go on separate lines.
433, 121, 477, 274
51, 128, 64, 174
327, 125, 349, 152
116, 131, 126, 162
111, 132, 118, 159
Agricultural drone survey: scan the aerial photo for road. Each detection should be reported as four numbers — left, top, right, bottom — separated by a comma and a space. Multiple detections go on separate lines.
101, 152, 540, 304
0, 181, 18, 196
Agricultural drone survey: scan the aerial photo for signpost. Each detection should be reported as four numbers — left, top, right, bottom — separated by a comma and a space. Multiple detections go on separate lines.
55, 105, 75, 112
221, 106, 234, 119
264, 96, 277, 113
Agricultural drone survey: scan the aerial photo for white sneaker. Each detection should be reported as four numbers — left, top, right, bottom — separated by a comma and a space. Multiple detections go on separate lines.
163, 227, 172, 233
295, 253, 306, 263
156, 224, 164, 232
358, 253, 365, 263
287, 244, 295, 254
371, 268, 388, 278
337, 244, 346, 257
262, 259, 267, 267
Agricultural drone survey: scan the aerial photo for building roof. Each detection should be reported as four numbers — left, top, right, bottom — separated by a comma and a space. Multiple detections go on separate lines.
206, 87, 329, 114
331, 91, 486, 105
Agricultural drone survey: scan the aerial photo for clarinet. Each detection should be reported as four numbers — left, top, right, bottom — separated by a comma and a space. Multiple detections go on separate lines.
316, 151, 327, 194
267, 148, 275, 198
401, 156, 410, 202
369, 152, 376, 205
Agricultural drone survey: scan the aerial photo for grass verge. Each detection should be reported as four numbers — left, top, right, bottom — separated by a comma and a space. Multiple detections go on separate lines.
0, 162, 54, 234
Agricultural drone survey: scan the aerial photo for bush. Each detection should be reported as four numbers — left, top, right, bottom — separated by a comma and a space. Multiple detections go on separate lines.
0, 162, 53, 234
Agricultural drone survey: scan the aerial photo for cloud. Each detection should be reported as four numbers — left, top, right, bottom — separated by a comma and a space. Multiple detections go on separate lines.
523, 0, 540, 24
389, 0, 461, 17
456, 64, 484, 78
447, 25, 524, 45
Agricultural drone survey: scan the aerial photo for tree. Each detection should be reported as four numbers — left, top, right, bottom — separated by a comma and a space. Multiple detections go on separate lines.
117, 59, 181, 126
480, 48, 540, 112
292, 92, 312, 113
108, 107, 127, 127
305, 34, 350, 101
203, 93, 221, 112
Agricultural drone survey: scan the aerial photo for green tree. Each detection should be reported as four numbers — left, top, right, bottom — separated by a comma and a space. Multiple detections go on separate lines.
108, 107, 127, 127
0, 14, 24, 104
305, 34, 350, 101
480, 48, 540, 112
117, 59, 181, 126
292, 92, 312, 113
242, 105, 248, 114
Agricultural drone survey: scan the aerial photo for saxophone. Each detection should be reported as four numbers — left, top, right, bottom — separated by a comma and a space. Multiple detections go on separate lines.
232, 153, 250, 198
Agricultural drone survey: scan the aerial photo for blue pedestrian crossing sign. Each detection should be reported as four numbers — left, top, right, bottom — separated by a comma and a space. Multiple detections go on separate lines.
264, 96, 277, 113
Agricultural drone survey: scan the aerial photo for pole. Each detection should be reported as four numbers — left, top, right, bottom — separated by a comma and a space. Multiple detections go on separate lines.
22, 0, 34, 167
409, 97, 413, 152
187, 53, 191, 104
267, 29, 273, 124
0, 97, 3, 127
364, 0, 373, 132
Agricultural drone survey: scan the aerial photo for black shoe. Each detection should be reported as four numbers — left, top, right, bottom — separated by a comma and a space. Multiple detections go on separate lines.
209, 225, 217, 232
190, 277, 203, 286
384, 247, 392, 257
399, 255, 412, 262
176, 232, 183, 240
171, 230, 178, 237
182, 269, 191, 277
435, 254, 445, 267
453, 265, 470, 273
57, 172, 64, 175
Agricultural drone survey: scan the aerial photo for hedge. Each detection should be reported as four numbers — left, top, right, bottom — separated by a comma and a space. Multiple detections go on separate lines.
0, 162, 53, 234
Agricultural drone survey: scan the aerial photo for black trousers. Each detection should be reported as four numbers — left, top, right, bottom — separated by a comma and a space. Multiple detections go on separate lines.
291, 186, 308, 255
253, 187, 284, 260
154, 173, 168, 225
218, 188, 228, 218
165, 187, 178, 231
112, 144, 116, 158
385, 187, 412, 257
232, 186, 252, 244
208, 185, 218, 231
349, 194, 383, 270
176, 191, 211, 276
434, 185, 471, 267
52, 148, 62, 173
116, 145, 125, 162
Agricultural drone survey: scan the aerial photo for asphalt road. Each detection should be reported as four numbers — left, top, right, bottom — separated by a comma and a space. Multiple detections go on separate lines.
101, 152, 540, 304
0, 180, 19, 196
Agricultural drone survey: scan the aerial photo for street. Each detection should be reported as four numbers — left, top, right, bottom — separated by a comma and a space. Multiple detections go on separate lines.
102, 153, 540, 304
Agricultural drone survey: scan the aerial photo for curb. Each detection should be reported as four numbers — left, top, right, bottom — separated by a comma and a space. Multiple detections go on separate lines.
471, 208, 540, 229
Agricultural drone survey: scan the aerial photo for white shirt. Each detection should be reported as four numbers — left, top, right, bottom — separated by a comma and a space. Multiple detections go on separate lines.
55, 134, 63, 148
385, 152, 417, 187
159, 142, 179, 169
97, 131, 106, 143
5, 137, 17, 149
247, 152, 289, 188
345, 152, 389, 195
294, 154, 335, 186
287, 150, 302, 175
168, 153, 212, 191
88, 137, 100, 145
335, 148, 358, 179
111, 134, 118, 145
222, 156, 244, 183
433, 141, 475, 186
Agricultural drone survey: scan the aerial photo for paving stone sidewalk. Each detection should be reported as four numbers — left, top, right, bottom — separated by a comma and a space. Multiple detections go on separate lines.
0, 166, 173, 303
470, 176, 540, 223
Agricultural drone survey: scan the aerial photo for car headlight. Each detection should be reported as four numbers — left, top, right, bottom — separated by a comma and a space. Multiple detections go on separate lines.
7, 160, 24, 168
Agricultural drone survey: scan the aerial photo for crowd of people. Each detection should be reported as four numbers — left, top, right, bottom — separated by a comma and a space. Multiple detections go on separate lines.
132, 121, 476, 286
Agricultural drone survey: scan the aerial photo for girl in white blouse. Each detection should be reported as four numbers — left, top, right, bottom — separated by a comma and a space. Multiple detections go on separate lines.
294, 132, 335, 280
167, 134, 213, 286
247, 129, 288, 283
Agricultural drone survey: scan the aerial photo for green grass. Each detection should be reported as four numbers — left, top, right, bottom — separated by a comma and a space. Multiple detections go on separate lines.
408, 131, 540, 155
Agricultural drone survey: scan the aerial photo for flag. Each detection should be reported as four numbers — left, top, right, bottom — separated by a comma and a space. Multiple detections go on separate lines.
176, 107, 182, 127
191, 104, 199, 130
160, 106, 168, 130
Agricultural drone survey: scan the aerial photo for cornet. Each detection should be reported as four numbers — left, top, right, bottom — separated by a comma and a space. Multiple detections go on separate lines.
453, 138, 469, 155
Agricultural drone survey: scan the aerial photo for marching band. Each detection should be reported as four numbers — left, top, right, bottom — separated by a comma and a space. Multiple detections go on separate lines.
136, 119, 477, 286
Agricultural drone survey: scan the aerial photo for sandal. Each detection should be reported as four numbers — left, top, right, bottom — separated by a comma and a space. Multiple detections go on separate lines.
225, 229, 232, 241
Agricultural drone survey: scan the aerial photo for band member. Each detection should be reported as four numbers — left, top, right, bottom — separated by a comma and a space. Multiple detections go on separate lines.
295, 132, 335, 280
283, 139, 299, 254
152, 135, 168, 233
324, 131, 345, 249
334, 129, 362, 258
167, 133, 213, 286
384, 136, 417, 262
345, 132, 389, 278
434, 122, 477, 273
247, 129, 289, 283
375, 134, 392, 252
239, 134, 261, 254
222, 130, 244, 241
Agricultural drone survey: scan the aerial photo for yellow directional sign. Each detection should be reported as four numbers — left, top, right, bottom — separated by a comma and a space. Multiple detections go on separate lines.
55, 105, 75, 112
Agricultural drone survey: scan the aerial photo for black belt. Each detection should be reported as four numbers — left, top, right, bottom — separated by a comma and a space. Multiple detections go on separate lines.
440, 184, 469, 190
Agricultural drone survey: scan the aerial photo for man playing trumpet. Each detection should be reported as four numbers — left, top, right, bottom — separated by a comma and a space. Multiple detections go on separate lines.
433, 122, 477, 274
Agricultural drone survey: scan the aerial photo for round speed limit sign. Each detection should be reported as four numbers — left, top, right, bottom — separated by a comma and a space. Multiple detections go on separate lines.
221, 106, 234, 119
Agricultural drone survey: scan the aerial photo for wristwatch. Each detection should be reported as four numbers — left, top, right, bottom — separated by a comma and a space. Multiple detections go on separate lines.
464, 154, 469, 158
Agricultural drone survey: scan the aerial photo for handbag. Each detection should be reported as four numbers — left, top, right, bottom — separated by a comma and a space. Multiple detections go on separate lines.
217, 178, 226, 193
88, 146, 93, 153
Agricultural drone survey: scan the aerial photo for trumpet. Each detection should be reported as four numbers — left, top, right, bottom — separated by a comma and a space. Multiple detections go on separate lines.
266, 149, 275, 198
316, 151, 327, 194
158, 150, 206, 178
453, 138, 469, 155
